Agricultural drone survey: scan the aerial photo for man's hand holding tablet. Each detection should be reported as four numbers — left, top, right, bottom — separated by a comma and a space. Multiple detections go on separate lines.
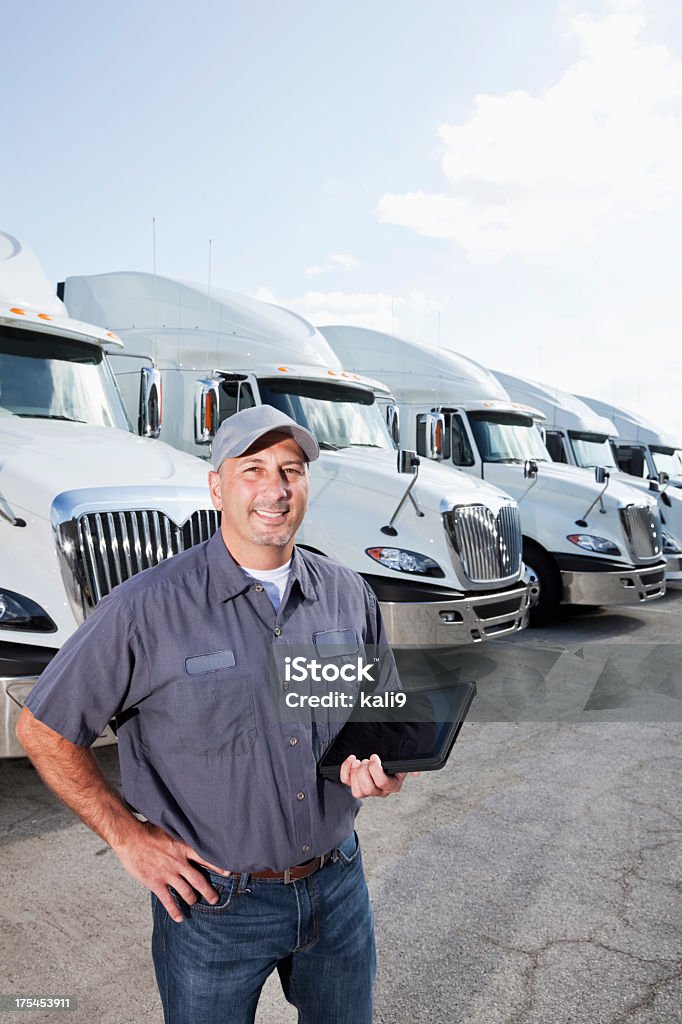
339, 753, 420, 798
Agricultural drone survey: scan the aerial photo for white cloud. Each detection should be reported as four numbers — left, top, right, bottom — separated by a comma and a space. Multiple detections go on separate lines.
376, 8, 682, 261
304, 253, 360, 276
252, 286, 443, 336
474, 312, 682, 442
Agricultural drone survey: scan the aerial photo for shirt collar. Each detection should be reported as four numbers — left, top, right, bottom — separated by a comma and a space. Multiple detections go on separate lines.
207, 530, 317, 603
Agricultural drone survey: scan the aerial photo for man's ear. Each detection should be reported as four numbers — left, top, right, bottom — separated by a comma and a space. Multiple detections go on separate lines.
208, 470, 223, 510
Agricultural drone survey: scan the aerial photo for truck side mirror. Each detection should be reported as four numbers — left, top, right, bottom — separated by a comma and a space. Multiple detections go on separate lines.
659, 470, 670, 486
139, 367, 162, 438
595, 466, 610, 485
194, 378, 221, 444
397, 449, 420, 475
386, 403, 400, 445
524, 459, 538, 479
416, 412, 444, 459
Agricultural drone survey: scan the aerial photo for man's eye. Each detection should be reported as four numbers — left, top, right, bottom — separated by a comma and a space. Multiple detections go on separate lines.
285, 467, 304, 476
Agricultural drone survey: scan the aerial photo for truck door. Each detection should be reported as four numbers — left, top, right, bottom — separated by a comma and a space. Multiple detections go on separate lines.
545, 431, 569, 463
614, 445, 647, 478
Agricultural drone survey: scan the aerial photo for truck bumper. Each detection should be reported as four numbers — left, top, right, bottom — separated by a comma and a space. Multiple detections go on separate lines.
1, 675, 116, 759
560, 562, 666, 606
664, 554, 682, 586
379, 581, 530, 647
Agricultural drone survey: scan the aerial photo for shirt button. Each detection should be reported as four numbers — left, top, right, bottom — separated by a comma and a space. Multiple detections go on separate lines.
289, 737, 298, 746
274, 627, 282, 636
296, 791, 306, 801
254, 584, 264, 592
302, 844, 311, 854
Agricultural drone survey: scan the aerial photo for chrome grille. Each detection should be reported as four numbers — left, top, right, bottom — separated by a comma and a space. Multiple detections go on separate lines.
444, 503, 522, 585
620, 505, 662, 561
61, 508, 220, 614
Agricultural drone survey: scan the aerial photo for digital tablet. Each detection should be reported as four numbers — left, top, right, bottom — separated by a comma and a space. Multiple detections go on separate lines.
317, 681, 477, 779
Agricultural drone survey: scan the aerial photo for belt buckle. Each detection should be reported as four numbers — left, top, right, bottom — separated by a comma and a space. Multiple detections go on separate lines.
283, 853, 326, 884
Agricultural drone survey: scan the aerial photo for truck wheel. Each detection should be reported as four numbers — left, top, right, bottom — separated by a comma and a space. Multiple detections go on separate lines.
523, 542, 561, 626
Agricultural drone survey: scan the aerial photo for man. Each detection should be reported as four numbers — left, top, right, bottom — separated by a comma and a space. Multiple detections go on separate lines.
17, 405, 414, 1024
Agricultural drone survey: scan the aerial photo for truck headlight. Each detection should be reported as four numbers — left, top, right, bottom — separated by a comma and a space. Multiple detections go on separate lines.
567, 534, 621, 556
365, 547, 445, 577
0, 590, 57, 632
662, 529, 682, 555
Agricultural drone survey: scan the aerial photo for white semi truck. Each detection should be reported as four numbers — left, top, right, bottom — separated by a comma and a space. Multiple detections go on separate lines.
62, 271, 531, 648
319, 326, 667, 624
0, 234, 221, 757
492, 372, 682, 585
577, 395, 682, 490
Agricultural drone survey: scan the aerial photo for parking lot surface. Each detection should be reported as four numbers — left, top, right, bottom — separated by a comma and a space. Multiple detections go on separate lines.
1, 592, 680, 1023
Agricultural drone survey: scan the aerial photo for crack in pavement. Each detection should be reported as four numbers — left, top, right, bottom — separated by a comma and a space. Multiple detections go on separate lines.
607, 965, 682, 1024
606, 835, 681, 928
618, 795, 682, 829
458, 931, 682, 1024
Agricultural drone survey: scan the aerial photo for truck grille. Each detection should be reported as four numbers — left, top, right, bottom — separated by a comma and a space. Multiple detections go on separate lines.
620, 505, 662, 561
57, 508, 220, 615
443, 504, 522, 585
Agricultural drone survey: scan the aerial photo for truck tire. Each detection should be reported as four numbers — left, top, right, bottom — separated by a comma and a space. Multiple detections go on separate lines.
522, 541, 561, 626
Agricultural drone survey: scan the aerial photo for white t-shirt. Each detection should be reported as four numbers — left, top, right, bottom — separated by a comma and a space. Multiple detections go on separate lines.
241, 559, 292, 613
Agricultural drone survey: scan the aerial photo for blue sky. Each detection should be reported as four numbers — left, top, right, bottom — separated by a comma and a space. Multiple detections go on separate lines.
3, 0, 682, 437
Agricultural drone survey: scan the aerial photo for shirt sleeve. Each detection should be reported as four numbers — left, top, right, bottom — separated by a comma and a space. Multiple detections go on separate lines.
23, 591, 150, 747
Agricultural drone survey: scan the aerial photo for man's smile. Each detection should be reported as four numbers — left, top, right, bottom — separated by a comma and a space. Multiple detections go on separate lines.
253, 507, 289, 521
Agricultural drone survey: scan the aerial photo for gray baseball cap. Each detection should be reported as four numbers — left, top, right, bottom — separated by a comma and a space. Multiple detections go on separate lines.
211, 405, 320, 471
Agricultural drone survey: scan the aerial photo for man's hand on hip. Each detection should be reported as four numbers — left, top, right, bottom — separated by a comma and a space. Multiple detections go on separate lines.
114, 820, 229, 923
339, 752, 419, 798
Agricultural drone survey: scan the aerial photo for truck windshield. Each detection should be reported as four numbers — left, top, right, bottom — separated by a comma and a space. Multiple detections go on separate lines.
468, 411, 549, 463
0, 328, 131, 431
568, 432, 617, 469
651, 446, 682, 478
257, 378, 395, 450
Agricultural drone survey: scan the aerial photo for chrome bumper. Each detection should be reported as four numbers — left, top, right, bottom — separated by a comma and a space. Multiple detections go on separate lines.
0, 675, 116, 759
560, 562, 666, 606
379, 581, 531, 647
664, 554, 682, 586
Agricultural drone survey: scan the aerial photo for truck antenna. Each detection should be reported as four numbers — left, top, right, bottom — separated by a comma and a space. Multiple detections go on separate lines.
152, 217, 157, 275
436, 310, 442, 404
208, 238, 212, 297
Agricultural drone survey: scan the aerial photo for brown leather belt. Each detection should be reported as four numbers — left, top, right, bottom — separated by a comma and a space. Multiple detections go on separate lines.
231, 852, 332, 884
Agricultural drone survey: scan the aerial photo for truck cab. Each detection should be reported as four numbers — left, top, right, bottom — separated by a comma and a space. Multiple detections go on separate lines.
0, 233, 219, 756
576, 395, 682, 489
319, 325, 667, 624
62, 271, 533, 648
493, 372, 682, 586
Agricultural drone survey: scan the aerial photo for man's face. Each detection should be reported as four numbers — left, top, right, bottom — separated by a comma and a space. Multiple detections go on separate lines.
208, 432, 309, 567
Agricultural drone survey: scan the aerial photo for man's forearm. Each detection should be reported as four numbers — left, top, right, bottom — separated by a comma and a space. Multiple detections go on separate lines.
16, 706, 226, 922
15, 707, 143, 850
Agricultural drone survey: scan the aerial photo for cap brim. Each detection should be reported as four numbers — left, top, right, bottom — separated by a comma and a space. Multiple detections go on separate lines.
225, 424, 320, 463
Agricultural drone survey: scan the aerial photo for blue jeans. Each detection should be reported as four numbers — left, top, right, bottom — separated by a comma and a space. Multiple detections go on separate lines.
151, 832, 376, 1024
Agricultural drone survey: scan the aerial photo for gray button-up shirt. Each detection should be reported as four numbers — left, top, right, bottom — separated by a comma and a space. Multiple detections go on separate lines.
25, 532, 400, 871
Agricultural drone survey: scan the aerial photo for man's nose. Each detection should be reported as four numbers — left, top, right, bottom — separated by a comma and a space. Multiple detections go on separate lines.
262, 469, 290, 495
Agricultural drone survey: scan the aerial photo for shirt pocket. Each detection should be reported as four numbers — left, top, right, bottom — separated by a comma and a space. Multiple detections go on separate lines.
174, 669, 257, 757
312, 628, 360, 659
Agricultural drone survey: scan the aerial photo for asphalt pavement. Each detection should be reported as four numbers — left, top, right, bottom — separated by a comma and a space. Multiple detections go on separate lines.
1, 591, 680, 1023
